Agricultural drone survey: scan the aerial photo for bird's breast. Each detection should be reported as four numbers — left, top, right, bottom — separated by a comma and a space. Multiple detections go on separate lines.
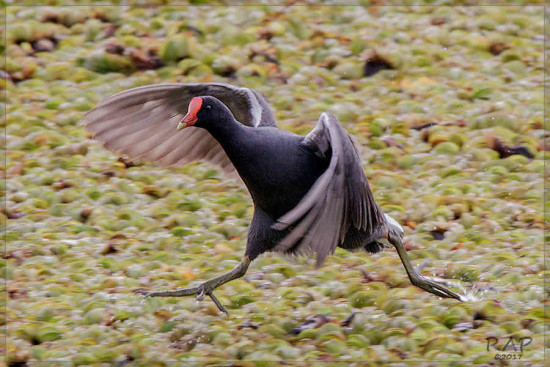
230, 136, 327, 220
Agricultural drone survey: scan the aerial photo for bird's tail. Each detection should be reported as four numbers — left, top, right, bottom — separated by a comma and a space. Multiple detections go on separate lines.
384, 214, 404, 247
365, 214, 404, 252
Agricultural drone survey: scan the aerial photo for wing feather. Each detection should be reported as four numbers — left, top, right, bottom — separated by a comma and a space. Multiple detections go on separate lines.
84, 83, 276, 179
273, 112, 384, 266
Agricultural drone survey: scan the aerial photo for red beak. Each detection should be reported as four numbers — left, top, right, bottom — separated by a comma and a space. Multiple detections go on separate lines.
178, 114, 197, 129
177, 97, 203, 130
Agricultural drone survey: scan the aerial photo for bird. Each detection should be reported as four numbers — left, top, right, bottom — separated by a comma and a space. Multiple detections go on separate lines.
84, 83, 464, 314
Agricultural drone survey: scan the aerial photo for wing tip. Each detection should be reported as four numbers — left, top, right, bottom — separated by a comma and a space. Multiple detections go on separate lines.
320, 111, 337, 122
314, 254, 327, 269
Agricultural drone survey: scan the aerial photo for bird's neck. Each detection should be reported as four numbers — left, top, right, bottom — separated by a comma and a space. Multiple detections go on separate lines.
203, 116, 249, 164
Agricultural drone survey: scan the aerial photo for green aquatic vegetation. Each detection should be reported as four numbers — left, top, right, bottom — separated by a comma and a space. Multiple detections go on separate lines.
4, 4, 544, 364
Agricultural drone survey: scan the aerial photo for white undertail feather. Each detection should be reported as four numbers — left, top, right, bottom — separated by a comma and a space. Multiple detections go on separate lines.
377, 214, 403, 247
384, 214, 403, 235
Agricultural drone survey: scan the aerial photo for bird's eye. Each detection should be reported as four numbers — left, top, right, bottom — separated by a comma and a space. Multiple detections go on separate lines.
205, 105, 212, 110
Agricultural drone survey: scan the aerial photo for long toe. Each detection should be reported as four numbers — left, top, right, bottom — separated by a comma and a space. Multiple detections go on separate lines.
129, 258, 250, 314
134, 289, 152, 297
424, 276, 461, 289
418, 277, 464, 301
432, 280, 463, 300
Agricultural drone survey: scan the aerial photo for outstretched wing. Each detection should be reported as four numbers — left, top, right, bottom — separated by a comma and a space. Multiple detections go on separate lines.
84, 83, 276, 178
273, 113, 384, 267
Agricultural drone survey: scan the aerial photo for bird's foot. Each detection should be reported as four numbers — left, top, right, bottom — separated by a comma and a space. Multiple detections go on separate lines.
134, 282, 229, 314
134, 257, 251, 315
412, 275, 465, 301
134, 289, 153, 298
197, 286, 228, 314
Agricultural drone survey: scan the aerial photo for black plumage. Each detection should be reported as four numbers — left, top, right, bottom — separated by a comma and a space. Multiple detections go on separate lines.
85, 83, 464, 314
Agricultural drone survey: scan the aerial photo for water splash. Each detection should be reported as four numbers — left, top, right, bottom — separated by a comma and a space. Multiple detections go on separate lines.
424, 276, 484, 302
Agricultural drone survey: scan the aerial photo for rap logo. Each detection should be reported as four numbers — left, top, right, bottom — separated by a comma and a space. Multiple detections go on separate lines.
486, 336, 532, 360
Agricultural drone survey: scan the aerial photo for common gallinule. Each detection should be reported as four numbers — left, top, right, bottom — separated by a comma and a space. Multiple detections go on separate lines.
85, 83, 463, 313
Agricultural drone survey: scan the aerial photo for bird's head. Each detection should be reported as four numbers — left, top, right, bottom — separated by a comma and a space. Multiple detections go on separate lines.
177, 96, 231, 131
